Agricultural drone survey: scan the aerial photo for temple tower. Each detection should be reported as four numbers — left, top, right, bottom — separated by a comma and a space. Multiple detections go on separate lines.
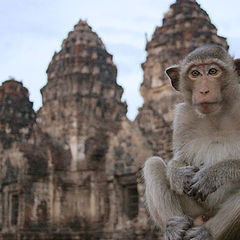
139, 0, 228, 124
0, 79, 36, 148
38, 20, 127, 170
37, 20, 129, 234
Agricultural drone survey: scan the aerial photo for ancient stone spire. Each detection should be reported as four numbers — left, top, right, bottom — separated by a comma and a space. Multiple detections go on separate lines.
39, 20, 126, 134
0, 79, 36, 148
140, 0, 228, 124
38, 20, 127, 169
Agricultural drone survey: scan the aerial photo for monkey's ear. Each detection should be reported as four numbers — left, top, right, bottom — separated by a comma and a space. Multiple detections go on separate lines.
234, 59, 240, 76
165, 65, 180, 91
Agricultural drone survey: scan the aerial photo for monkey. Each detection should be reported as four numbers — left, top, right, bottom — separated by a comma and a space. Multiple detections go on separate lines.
143, 45, 240, 240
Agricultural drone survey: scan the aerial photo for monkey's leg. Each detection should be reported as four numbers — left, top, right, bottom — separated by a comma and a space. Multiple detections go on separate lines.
143, 157, 203, 239
204, 191, 240, 240
144, 156, 183, 226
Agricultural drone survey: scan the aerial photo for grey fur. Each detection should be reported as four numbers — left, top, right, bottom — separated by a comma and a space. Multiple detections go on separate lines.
143, 45, 240, 240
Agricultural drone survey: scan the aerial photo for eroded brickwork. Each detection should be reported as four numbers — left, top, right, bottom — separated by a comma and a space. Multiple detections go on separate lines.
0, 80, 35, 148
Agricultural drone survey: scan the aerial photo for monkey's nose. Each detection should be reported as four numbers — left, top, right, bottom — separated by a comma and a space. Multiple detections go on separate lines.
200, 90, 210, 95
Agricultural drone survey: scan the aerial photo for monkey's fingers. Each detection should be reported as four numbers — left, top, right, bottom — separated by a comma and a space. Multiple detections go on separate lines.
194, 191, 207, 202
183, 185, 190, 194
192, 166, 200, 172
183, 180, 192, 194
190, 178, 198, 186
186, 186, 198, 197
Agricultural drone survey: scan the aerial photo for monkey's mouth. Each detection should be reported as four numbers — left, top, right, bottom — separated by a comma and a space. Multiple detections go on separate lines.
195, 101, 222, 115
196, 101, 220, 106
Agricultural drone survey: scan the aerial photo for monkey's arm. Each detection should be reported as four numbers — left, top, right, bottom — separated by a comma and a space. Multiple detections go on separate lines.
167, 158, 199, 195
187, 160, 240, 201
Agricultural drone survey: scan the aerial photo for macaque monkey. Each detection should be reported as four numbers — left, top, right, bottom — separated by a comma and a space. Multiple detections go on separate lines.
143, 45, 240, 240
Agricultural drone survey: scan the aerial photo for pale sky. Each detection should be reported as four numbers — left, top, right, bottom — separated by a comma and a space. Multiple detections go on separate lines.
1, 0, 240, 120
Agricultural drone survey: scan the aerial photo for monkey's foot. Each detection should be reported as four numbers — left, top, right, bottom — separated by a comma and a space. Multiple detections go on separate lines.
164, 216, 193, 240
184, 226, 212, 240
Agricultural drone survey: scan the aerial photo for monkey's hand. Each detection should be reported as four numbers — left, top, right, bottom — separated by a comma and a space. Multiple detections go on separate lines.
168, 165, 199, 195
165, 216, 193, 240
184, 226, 213, 240
185, 168, 217, 201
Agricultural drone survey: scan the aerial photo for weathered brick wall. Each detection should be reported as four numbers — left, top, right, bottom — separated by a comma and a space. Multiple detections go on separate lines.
0, 80, 36, 148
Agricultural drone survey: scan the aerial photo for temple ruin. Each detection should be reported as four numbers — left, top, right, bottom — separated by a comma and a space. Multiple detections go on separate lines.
0, 0, 229, 239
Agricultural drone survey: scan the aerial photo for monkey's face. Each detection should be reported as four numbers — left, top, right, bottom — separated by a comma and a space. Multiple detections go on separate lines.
166, 45, 240, 117
187, 63, 223, 115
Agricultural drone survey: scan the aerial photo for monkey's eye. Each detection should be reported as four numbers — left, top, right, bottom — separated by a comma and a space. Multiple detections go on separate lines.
191, 70, 200, 77
208, 68, 218, 75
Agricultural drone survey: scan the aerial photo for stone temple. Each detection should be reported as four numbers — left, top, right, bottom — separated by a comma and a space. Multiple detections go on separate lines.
0, 0, 229, 239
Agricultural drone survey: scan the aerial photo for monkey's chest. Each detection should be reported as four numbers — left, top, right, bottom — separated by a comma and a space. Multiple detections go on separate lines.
187, 133, 240, 167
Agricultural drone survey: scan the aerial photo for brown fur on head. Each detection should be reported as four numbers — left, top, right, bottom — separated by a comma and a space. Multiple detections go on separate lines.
166, 45, 240, 115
